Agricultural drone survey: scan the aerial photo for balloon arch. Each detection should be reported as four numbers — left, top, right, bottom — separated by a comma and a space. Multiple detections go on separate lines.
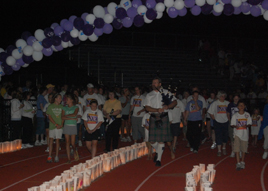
0, 0, 267, 77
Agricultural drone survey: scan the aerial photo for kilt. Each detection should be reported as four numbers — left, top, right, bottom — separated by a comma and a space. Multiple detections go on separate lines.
149, 113, 173, 142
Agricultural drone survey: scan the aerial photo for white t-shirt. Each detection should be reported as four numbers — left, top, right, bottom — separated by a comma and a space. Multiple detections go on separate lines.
22, 101, 34, 119
142, 113, 150, 142
11, 99, 22, 120
82, 108, 104, 130
170, 99, 185, 124
208, 100, 229, 123
181, 98, 187, 108
78, 97, 86, 110
44, 94, 49, 103
130, 95, 146, 117
83, 93, 103, 108
231, 112, 252, 141
76, 104, 83, 124
97, 94, 106, 106
187, 95, 207, 110
258, 92, 268, 99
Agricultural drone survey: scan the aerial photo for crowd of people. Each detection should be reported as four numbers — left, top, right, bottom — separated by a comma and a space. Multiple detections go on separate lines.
0, 77, 268, 171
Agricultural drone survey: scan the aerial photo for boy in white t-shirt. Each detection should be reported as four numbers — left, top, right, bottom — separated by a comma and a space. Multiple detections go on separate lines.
142, 112, 152, 160
231, 101, 252, 171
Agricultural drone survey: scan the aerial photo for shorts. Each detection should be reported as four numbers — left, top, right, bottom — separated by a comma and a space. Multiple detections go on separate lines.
85, 129, 100, 141
63, 125, 77, 135
170, 123, 181, 137
121, 115, 129, 120
36, 117, 45, 135
233, 136, 248, 153
49, 128, 63, 139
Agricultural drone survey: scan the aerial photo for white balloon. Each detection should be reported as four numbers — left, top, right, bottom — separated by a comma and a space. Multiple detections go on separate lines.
12, 49, 23, 59
107, 2, 118, 16
156, 11, 163, 19
32, 41, 43, 52
6, 56, 16, 66
174, 0, 185, 10
70, 29, 79, 38
144, 14, 153, 23
104, 14, 114, 24
207, 0, 216, 5
196, 0, 206, 6
264, 10, 268, 20
243, 11, 250, 15
213, 2, 224, 13
120, 0, 132, 10
15, 39, 27, 49
22, 64, 29, 68
61, 41, 69, 48
51, 45, 58, 52
88, 33, 98, 42
86, 14, 96, 25
93, 5, 105, 18
241, 0, 247, 2
78, 31, 88, 41
137, 5, 147, 15
156, 2, 166, 12
164, 0, 175, 8
23, 45, 34, 56
32, 51, 43, 62
259, 5, 265, 15
0, 48, 4, 53
231, 0, 242, 7
34, 29, 46, 41
68, 41, 74, 47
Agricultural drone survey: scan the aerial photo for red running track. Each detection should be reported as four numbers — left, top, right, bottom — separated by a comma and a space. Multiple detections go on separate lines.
0, 139, 267, 191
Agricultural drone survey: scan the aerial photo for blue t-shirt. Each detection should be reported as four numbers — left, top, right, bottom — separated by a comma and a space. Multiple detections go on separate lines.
186, 100, 203, 121
36, 94, 47, 118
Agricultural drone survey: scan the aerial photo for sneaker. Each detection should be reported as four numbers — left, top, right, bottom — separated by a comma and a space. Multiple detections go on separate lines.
240, 162, 245, 169
222, 148, 227, 155
47, 156, 52, 163
21, 144, 27, 149
45, 147, 49, 152
193, 150, 198, 154
230, 151, 235, 158
201, 137, 207, 144
41, 140, 46, 145
127, 136, 132, 142
35, 140, 41, 146
54, 156, 59, 163
78, 140, 82, 147
211, 143, 216, 149
236, 163, 241, 171
25, 143, 33, 148
155, 160, 161, 167
190, 148, 193, 152
153, 153, 158, 163
217, 151, 222, 157
263, 152, 268, 159
121, 137, 127, 142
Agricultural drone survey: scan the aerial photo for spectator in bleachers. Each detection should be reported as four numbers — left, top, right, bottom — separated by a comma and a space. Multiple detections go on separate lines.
22, 80, 32, 92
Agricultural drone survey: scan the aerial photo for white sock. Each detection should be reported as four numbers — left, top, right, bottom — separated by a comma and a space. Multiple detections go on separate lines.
151, 142, 158, 152
157, 143, 165, 161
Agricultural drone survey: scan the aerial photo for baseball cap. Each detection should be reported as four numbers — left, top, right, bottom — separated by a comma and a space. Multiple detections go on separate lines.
46, 84, 55, 89
87, 83, 94, 88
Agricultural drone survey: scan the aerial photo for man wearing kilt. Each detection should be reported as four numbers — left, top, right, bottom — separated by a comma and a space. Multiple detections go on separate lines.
144, 77, 177, 167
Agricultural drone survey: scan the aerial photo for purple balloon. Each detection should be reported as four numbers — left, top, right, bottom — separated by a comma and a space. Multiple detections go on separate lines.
201, 4, 213, 15
42, 38, 53, 48
69, 15, 77, 23
122, 17, 133, 28
178, 7, 187, 16
6, 45, 16, 56
133, 15, 144, 27
262, 0, 268, 9
127, 7, 138, 18
54, 26, 64, 36
51, 36, 62, 46
112, 19, 123, 30
146, 0, 156, 8
21, 31, 32, 41
103, 24, 113, 34
94, 18, 105, 29
104, 7, 109, 14
241, 2, 251, 13
26, 36, 37, 46
82, 24, 94, 36
168, 7, 178, 18
70, 37, 80, 45
191, 5, 201, 16
146, 8, 157, 20
22, 55, 34, 64
212, 10, 222, 16
2, 63, 13, 75
63, 21, 73, 31
224, 4, 234, 15
50, 23, 59, 29
222, 0, 231, 4
55, 45, 63, 51
81, 12, 89, 22
132, 0, 142, 8
94, 28, 104, 36
74, 18, 84, 31
248, 0, 261, 5
250, 5, 261, 17
61, 32, 71, 42
184, 0, 195, 8
17, 57, 25, 66
44, 28, 55, 38
60, 19, 68, 27
234, 6, 242, 14
116, 7, 127, 19
0, 52, 8, 62
42, 48, 53, 57
12, 64, 21, 71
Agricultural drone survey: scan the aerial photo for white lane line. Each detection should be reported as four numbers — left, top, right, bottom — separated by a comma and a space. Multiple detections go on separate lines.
0, 151, 103, 191
215, 156, 229, 167
261, 160, 268, 191
134, 147, 210, 191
